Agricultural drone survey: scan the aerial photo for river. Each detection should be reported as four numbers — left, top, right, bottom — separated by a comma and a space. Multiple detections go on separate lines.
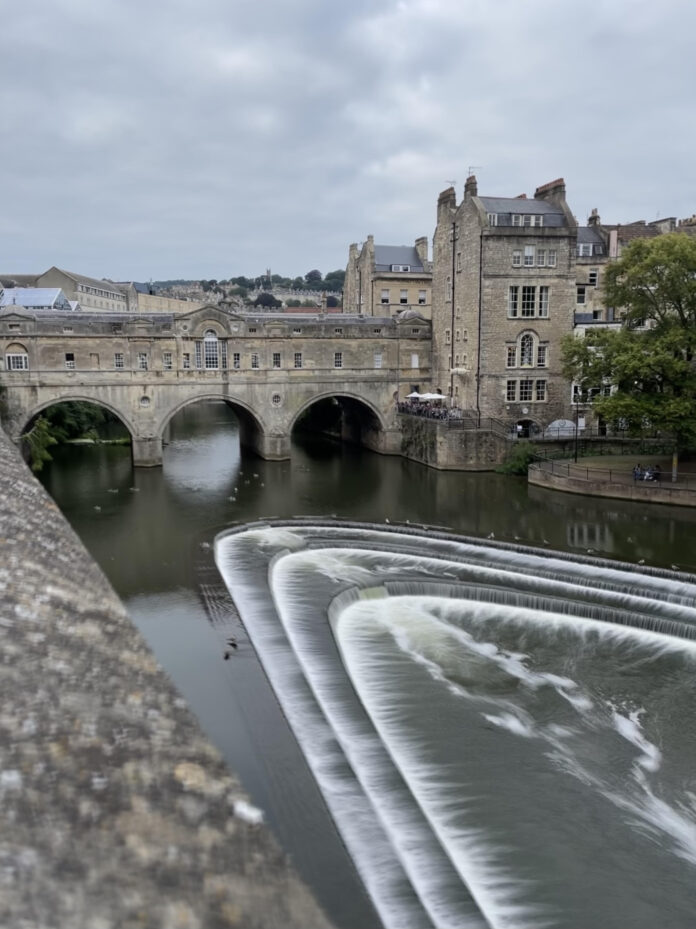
39, 400, 696, 928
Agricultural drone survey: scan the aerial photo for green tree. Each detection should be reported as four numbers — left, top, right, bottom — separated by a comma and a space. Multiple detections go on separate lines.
305, 270, 323, 289
323, 269, 346, 291
603, 233, 696, 332
21, 416, 58, 472
253, 292, 282, 308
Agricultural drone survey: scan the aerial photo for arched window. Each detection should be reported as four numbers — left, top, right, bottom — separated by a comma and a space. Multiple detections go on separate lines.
204, 329, 219, 369
5, 342, 28, 371
520, 333, 534, 366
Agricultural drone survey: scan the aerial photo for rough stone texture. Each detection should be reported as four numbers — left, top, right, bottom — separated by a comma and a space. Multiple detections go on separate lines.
399, 415, 508, 470
0, 428, 333, 929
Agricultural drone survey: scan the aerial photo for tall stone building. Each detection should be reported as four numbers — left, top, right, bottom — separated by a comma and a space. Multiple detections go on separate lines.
344, 235, 432, 318
432, 176, 579, 433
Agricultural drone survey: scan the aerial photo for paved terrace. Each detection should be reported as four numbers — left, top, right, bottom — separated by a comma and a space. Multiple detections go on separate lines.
529, 455, 696, 507
0, 427, 332, 929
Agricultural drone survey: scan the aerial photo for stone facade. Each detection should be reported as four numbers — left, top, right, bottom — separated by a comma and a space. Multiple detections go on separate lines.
344, 235, 432, 319
432, 176, 577, 433
0, 305, 431, 466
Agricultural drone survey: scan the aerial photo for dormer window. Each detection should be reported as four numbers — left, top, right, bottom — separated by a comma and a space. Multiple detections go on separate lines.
390, 264, 411, 272
577, 244, 593, 257
487, 213, 498, 226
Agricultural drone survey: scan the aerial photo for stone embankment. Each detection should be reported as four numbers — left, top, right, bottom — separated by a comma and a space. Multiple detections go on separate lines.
0, 428, 332, 929
529, 459, 696, 507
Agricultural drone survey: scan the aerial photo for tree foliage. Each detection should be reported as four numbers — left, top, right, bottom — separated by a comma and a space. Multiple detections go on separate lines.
22, 416, 58, 472
563, 233, 696, 452
603, 233, 696, 332
253, 292, 282, 308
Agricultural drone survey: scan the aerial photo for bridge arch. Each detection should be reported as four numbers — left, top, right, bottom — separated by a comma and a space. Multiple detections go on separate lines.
290, 391, 389, 454
158, 393, 270, 460
18, 395, 138, 441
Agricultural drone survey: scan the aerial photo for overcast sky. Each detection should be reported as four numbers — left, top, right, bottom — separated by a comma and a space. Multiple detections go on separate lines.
2, 0, 695, 282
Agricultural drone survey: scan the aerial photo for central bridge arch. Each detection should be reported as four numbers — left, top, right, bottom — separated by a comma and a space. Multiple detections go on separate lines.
159, 394, 269, 458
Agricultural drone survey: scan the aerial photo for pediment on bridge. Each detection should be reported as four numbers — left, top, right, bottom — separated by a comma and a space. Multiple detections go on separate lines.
174, 304, 244, 337
0, 311, 36, 327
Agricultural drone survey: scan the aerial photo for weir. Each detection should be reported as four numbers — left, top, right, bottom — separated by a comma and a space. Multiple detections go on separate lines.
216, 520, 696, 929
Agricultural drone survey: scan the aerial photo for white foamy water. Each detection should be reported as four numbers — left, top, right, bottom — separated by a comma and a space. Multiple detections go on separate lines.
216, 523, 696, 929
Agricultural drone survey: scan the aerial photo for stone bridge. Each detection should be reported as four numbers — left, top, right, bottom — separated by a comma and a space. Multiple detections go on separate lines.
0, 305, 431, 465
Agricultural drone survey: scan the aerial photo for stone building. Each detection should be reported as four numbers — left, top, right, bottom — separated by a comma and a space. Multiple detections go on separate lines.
36, 267, 129, 313
431, 176, 577, 434
344, 236, 432, 319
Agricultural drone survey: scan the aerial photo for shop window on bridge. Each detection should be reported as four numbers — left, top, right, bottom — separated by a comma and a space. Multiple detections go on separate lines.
5, 347, 28, 370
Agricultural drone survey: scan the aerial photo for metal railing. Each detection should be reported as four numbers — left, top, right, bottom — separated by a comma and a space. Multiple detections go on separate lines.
532, 458, 696, 492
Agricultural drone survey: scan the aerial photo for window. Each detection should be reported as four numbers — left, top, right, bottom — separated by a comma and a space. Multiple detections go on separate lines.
373, 327, 382, 335
488, 213, 498, 225
248, 327, 257, 333
446, 276, 452, 301
195, 341, 203, 368
508, 286, 519, 317
512, 214, 523, 227
294, 352, 302, 369
445, 328, 451, 344
521, 286, 536, 317
524, 246, 535, 267
577, 243, 592, 257
183, 352, 191, 369
538, 286, 549, 317
400, 289, 408, 304
114, 353, 124, 369
63, 327, 73, 334
512, 250, 522, 267
519, 379, 533, 402
65, 352, 75, 369
577, 286, 586, 305
529, 215, 543, 227
455, 329, 461, 341
547, 250, 557, 267
391, 264, 411, 272
537, 249, 546, 267
535, 380, 547, 401
272, 352, 281, 368
137, 352, 148, 370
334, 327, 343, 334
334, 352, 343, 368
506, 380, 517, 402
418, 290, 426, 305
251, 353, 260, 369
293, 327, 301, 334
374, 352, 382, 369
411, 352, 419, 368
5, 353, 28, 370
381, 289, 390, 304
411, 328, 421, 335
537, 345, 548, 367
594, 245, 604, 255
163, 351, 173, 370
233, 352, 241, 369
589, 269, 598, 286
204, 329, 219, 368
271, 393, 281, 406
220, 342, 227, 369
520, 334, 534, 366
456, 253, 462, 272
506, 345, 516, 368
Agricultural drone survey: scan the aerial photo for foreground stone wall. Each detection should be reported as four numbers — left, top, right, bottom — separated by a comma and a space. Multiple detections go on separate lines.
0, 428, 331, 929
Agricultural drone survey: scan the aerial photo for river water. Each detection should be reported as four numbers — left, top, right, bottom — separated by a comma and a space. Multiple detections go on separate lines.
39, 401, 696, 928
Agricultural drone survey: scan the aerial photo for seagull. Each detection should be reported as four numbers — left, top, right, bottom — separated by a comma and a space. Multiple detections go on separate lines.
543, 539, 550, 545
671, 564, 680, 571
587, 548, 595, 554
487, 532, 495, 540
385, 518, 390, 524
514, 535, 521, 542
93, 505, 101, 512
129, 487, 140, 492
200, 541, 211, 550
638, 559, 645, 565
226, 636, 238, 649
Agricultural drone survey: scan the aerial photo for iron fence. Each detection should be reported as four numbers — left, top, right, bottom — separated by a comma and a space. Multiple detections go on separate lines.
532, 458, 696, 492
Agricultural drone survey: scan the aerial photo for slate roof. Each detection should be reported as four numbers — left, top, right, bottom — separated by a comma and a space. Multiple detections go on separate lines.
43, 268, 127, 295
374, 245, 425, 272
577, 226, 605, 245
479, 196, 566, 227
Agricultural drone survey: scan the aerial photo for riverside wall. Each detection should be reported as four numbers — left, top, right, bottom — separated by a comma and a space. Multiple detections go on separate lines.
0, 427, 332, 929
398, 414, 509, 470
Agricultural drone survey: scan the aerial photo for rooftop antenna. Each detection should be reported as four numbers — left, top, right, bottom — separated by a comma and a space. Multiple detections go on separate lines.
445, 180, 457, 187
467, 165, 482, 176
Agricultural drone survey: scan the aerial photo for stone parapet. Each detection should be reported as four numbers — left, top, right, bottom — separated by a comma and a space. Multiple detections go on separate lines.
0, 427, 332, 928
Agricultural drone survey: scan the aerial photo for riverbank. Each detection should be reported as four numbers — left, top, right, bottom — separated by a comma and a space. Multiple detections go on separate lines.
529, 454, 696, 507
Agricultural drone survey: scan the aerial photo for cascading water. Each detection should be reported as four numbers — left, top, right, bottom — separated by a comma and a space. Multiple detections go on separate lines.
215, 520, 696, 929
